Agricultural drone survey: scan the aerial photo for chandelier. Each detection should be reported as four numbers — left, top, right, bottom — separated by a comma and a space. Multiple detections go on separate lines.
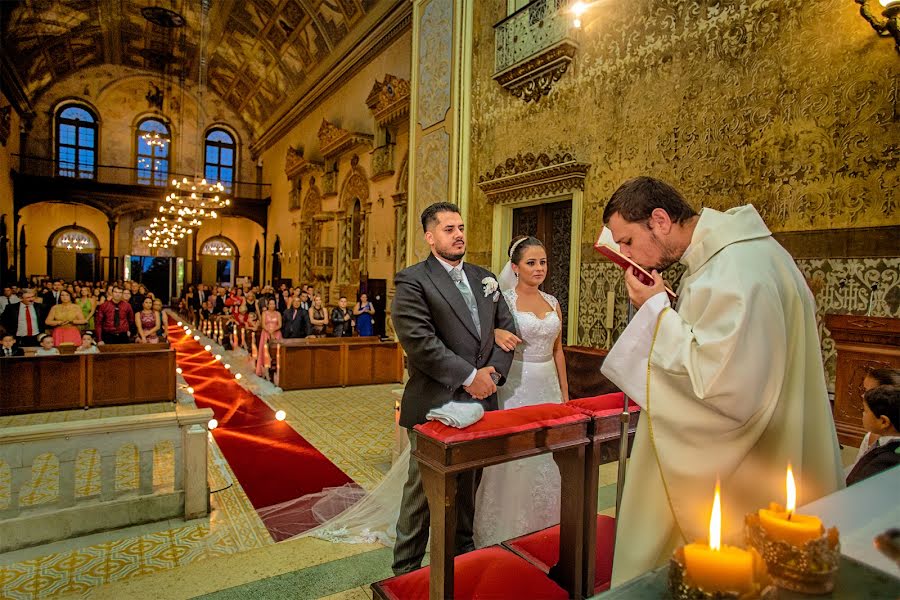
57, 231, 91, 251
163, 177, 231, 222
141, 130, 169, 148
202, 239, 233, 257
142, 215, 194, 249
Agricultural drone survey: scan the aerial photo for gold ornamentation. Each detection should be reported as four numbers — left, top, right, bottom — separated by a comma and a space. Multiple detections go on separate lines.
856, 0, 900, 55
745, 513, 840, 594
366, 74, 411, 127
493, 41, 578, 103
317, 119, 374, 160
371, 144, 396, 181
477, 151, 590, 204
285, 146, 323, 179
416, 0, 453, 129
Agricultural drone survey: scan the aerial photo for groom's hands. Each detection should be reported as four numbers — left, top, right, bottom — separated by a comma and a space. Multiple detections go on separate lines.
464, 366, 498, 400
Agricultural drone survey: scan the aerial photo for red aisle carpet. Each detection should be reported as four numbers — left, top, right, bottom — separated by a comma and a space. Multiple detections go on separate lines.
167, 319, 354, 539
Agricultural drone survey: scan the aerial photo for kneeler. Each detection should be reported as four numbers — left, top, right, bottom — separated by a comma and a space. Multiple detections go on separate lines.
372, 403, 592, 600
503, 393, 639, 597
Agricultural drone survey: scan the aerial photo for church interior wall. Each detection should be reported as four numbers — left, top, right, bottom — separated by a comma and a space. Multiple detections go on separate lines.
0, 89, 21, 275
467, 0, 900, 390
18, 203, 109, 280
194, 217, 264, 282
24, 65, 255, 182
260, 29, 412, 292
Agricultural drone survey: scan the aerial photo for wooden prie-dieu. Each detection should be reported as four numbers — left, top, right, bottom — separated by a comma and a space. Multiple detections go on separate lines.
372, 403, 592, 600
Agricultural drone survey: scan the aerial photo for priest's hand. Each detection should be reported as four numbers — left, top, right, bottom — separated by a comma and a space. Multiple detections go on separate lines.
625, 267, 666, 309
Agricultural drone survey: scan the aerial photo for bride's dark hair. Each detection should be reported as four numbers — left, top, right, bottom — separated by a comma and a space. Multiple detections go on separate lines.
508, 235, 544, 264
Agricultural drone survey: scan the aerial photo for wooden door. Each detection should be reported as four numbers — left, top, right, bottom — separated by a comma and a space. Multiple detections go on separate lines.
511, 200, 572, 343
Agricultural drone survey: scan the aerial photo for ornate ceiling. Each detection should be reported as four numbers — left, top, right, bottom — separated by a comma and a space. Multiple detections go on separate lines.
1, 0, 380, 135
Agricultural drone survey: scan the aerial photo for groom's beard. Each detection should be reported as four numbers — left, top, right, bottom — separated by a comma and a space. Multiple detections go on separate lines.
436, 245, 465, 263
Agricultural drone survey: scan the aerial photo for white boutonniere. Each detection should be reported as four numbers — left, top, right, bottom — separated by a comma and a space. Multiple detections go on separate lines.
482, 277, 499, 301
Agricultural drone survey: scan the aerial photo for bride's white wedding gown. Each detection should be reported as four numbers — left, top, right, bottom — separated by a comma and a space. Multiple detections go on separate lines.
473, 288, 563, 547
282, 288, 564, 547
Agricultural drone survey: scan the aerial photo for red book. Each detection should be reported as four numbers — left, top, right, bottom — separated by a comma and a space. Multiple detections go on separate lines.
594, 228, 677, 302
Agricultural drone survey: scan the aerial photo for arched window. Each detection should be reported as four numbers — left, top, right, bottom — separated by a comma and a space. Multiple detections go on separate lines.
201, 238, 234, 257
204, 128, 235, 191
56, 105, 98, 179
136, 118, 170, 186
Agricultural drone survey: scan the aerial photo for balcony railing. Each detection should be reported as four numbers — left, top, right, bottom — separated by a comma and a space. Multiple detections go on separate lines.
13, 154, 271, 200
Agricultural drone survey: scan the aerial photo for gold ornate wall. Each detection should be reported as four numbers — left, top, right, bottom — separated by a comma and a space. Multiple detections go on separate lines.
470, 0, 898, 252
467, 0, 899, 386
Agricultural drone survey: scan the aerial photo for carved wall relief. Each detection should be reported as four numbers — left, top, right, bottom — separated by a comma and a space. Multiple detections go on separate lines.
416, 0, 453, 129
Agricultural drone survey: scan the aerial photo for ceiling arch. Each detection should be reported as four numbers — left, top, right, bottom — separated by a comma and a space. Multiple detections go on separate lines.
1, 0, 379, 136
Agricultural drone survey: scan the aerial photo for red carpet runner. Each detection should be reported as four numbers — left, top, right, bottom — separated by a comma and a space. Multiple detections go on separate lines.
167, 319, 354, 540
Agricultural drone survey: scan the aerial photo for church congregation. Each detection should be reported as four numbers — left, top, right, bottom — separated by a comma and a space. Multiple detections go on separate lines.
1, 0, 899, 599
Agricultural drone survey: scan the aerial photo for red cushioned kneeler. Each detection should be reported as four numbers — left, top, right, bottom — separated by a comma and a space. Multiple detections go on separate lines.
567, 392, 639, 416
372, 546, 569, 600
503, 515, 617, 594
414, 402, 590, 444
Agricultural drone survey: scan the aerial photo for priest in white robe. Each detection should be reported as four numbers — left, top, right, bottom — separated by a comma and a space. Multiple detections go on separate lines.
599, 177, 844, 586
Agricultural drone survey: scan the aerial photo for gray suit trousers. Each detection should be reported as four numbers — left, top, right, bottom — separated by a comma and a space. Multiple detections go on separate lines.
391, 429, 478, 575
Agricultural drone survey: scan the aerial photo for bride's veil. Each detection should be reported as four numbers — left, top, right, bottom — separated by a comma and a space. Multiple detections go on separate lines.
497, 260, 517, 292
259, 444, 409, 546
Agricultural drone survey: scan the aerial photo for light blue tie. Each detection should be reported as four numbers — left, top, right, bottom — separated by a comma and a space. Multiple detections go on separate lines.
450, 267, 480, 337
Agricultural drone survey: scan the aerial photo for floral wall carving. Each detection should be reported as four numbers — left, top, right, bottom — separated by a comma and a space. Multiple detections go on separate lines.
469, 0, 900, 354
416, 0, 453, 129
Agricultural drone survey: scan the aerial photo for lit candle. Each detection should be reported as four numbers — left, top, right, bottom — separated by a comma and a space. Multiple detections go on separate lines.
683, 481, 755, 593
758, 464, 823, 546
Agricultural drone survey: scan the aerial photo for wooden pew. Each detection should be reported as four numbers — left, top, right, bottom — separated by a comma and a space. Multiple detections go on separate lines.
272, 337, 404, 390
0, 355, 87, 414
88, 348, 175, 407
0, 348, 176, 415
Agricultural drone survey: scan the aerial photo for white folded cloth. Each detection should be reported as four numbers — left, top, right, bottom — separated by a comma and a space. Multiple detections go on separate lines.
425, 401, 485, 428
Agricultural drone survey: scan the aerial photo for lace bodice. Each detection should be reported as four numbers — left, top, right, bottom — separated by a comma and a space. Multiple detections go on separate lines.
503, 288, 560, 361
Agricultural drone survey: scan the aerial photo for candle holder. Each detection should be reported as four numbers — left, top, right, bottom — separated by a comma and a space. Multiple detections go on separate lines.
745, 513, 840, 594
669, 547, 775, 599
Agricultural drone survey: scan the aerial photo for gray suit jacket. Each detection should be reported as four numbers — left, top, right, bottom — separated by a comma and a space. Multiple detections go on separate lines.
393, 254, 517, 428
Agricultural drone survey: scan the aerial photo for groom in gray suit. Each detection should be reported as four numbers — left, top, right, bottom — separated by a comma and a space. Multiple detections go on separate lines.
391, 202, 517, 575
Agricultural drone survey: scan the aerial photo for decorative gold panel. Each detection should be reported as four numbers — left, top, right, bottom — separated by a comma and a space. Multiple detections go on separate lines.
469, 0, 900, 354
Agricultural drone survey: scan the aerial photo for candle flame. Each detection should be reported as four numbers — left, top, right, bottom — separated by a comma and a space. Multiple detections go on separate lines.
709, 480, 721, 551
786, 463, 796, 514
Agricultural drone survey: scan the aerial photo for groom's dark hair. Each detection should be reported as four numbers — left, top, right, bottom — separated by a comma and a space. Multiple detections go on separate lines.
421, 202, 461, 232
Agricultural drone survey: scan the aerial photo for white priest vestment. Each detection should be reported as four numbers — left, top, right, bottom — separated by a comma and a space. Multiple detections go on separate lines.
602, 205, 844, 586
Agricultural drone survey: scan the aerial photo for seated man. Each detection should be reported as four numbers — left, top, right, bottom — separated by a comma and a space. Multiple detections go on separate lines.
282, 296, 310, 339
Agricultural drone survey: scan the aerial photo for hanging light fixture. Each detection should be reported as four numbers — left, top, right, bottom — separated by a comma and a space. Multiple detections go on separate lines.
150, 0, 230, 246
142, 130, 169, 148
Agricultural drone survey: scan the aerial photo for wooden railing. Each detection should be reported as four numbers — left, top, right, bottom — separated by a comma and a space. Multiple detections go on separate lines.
0, 404, 213, 552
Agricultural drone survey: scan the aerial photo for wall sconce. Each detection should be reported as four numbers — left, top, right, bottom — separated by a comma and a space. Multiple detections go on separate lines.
857, 0, 900, 55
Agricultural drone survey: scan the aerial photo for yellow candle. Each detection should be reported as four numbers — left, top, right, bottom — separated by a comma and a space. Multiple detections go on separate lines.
683, 481, 755, 593
758, 504, 822, 546
684, 543, 754, 593
758, 464, 823, 546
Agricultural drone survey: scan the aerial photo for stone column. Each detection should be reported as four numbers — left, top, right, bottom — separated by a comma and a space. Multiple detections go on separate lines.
107, 220, 117, 280
393, 192, 408, 274
407, 0, 474, 265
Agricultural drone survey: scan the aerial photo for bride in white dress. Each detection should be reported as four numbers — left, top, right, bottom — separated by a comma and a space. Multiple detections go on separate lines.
270, 236, 568, 548
473, 235, 569, 547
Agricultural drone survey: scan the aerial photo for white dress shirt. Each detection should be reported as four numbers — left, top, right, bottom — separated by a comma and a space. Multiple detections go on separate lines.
16, 303, 40, 337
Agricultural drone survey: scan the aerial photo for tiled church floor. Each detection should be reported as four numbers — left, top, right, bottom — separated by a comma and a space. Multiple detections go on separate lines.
0, 383, 860, 600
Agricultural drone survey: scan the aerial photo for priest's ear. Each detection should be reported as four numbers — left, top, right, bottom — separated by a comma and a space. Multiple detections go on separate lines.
648, 208, 674, 235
